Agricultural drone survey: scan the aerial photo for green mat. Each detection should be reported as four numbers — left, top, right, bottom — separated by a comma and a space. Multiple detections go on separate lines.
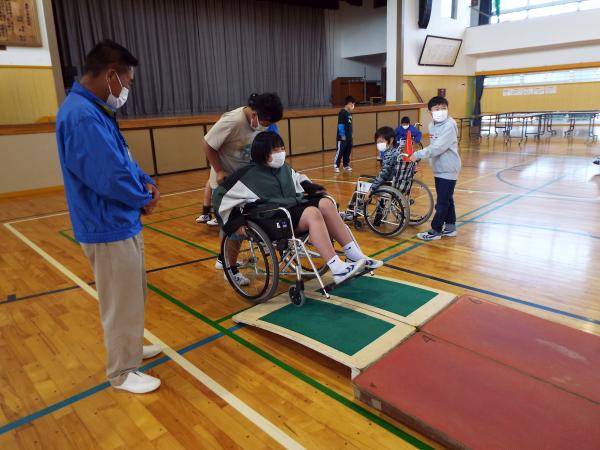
328, 276, 438, 317
260, 298, 395, 355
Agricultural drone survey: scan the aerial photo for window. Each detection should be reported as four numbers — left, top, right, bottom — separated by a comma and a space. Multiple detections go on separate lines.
484, 68, 600, 87
441, 0, 458, 19
489, 0, 599, 23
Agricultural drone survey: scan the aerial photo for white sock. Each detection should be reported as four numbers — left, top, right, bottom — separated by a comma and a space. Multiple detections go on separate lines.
327, 255, 349, 274
343, 241, 366, 261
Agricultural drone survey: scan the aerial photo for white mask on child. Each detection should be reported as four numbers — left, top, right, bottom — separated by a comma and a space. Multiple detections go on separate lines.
432, 110, 448, 122
376, 142, 387, 152
402, 125, 409, 130
268, 151, 286, 168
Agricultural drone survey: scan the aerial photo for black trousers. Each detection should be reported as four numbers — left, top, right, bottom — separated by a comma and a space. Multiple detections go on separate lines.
431, 177, 457, 233
334, 139, 353, 167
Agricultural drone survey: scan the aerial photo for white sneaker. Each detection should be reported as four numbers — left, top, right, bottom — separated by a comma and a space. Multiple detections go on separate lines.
333, 165, 340, 173
333, 259, 366, 284
216, 258, 246, 270
114, 371, 161, 394
224, 271, 250, 286
196, 214, 211, 223
348, 257, 383, 270
142, 345, 162, 359
344, 166, 352, 172
207, 218, 219, 226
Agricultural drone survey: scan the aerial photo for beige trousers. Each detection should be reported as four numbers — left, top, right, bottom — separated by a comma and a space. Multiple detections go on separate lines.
81, 233, 147, 386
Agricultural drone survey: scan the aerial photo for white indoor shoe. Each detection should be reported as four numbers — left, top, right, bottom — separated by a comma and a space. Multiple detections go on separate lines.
114, 371, 161, 394
142, 344, 162, 359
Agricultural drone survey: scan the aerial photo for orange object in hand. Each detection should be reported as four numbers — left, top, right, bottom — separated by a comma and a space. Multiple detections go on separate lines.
404, 130, 414, 161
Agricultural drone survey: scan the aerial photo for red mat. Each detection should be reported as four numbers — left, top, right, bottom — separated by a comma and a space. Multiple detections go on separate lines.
422, 295, 600, 403
354, 333, 600, 450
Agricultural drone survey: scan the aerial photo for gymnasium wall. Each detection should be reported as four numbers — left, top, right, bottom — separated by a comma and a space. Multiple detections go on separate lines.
403, 75, 472, 119
481, 82, 600, 113
0, 0, 59, 125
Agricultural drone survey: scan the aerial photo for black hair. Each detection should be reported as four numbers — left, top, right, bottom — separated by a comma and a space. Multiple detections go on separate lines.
251, 131, 285, 165
401, 116, 411, 124
248, 93, 284, 122
345, 96, 356, 105
83, 39, 138, 77
427, 96, 449, 110
374, 126, 396, 146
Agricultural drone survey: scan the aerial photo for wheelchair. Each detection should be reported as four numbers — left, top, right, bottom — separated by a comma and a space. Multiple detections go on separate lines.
221, 195, 364, 307
343, 147, 434, 236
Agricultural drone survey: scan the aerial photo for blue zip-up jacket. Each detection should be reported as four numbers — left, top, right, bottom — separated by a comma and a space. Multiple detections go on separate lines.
395, 124, 422, 143
56, 82, 153, 244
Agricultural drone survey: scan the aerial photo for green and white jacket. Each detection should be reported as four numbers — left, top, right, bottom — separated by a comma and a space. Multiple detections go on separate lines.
212, 162, 323, 236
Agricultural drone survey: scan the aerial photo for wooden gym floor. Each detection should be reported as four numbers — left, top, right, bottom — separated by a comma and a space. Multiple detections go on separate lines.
1, 132, 599, 449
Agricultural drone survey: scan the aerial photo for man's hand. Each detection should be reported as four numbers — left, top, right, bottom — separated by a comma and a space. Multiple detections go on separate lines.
216, 170, 228, 185
409, 153, 419, 163
143, 183, 160, 215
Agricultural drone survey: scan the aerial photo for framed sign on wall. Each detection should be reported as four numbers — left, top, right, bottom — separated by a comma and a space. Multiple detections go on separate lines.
0, 0, 42, 47
418, 35, 462, 67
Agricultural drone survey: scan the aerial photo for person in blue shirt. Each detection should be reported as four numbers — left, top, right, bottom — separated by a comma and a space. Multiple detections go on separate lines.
396, 116, 422, 145
56, 40, 162, 394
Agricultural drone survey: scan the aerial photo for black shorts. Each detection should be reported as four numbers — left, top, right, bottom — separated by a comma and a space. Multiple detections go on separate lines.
286, 197, 322, 229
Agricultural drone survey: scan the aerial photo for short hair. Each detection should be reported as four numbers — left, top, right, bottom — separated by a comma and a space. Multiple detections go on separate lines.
83, 40, 138, 77
248, 93, 284, 122
345, 96, 356, 105
428, 96, 449, 110
251, 131, 285, 165
374, 126, 396, 146
401, 116, 411, 124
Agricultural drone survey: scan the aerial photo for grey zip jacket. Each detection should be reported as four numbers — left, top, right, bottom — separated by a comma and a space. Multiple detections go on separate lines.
413, 118, 461, 180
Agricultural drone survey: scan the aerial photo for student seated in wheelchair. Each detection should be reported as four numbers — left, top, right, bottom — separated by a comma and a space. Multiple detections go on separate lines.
212, 131, 383, 287
342, 126, 404, 220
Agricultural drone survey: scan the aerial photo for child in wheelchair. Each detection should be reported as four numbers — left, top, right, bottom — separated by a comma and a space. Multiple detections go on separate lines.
342, 126, 409, 223
213, 131, 383, 286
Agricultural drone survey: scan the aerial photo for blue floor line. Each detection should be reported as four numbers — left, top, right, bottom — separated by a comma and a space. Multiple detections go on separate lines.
0, 324, 243, 435
457, 219, 600, 240
383, 176, 563, 263
384, 264, 600, 326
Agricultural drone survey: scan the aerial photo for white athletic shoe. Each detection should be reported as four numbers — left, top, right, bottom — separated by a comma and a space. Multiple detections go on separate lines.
114, 371, 161, 394
344, 166, 352, 172
196, 214, 211, 223
142, 345, 162, 360
333, 259, 366, 284
206, 218, 219, 226
215, 258, 247, 270
333, 165, 340, 173
348, 257, 383, 270
224, 271, 250, 286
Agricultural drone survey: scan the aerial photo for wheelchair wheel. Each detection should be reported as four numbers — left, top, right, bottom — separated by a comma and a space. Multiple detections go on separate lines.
221, 220, 279, 303
408, 179, 434, 226
288, 285, 305, 307
296, 239, 329, 277
363, 186, 409, 237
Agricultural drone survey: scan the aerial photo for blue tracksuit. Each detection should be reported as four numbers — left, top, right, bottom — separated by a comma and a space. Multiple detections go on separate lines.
395, 124, 422, 143
56, 82, 153, 244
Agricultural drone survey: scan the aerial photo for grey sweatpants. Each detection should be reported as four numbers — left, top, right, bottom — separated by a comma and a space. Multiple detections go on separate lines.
81, 233, 147, 386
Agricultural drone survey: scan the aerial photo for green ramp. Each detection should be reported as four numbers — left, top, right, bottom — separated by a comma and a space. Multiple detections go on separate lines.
233, 294, 415, 372
310, 275, 456, 327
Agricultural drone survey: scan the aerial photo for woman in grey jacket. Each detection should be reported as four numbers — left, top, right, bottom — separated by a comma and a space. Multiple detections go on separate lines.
213, 132, 383, 284
410, 96, 461, 241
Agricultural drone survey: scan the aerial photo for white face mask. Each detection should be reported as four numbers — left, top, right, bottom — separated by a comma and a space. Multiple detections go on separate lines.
431, 109, 448, 123
402, 125, 409, 130
251, 114, 268, 132
268, 151, 286, 168
106, 72, 129, 109
376, 142, 387, 152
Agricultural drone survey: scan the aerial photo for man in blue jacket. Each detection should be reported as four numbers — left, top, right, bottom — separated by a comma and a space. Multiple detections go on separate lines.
56, 40, 162, 394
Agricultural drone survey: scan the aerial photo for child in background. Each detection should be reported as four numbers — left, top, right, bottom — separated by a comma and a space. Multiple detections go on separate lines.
410, 96, 461, 241
334, 96, 355, 173
395, 116, 422, 145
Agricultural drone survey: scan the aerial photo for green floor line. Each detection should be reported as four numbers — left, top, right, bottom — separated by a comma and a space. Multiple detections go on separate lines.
215, 305, 255, 324
369, 194, 512, 258
147, 283, 432, 450
143, 224, 219, 255
59, 229, 78, 245
145, 212, 198, 226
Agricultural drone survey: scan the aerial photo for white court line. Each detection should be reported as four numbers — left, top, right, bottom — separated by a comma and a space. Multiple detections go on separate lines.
4, 221, 305, 450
